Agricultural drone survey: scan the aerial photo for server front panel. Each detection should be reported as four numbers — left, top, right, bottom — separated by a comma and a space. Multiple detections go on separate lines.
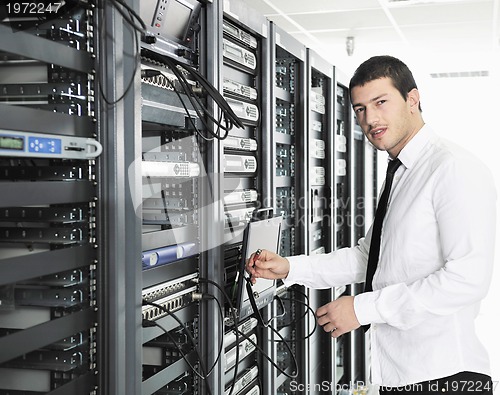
138, 1, 211, 392
305, 49, 335, 390
0, 4, 100, 394
221, 8, 267, 394
271, 23, 308, 394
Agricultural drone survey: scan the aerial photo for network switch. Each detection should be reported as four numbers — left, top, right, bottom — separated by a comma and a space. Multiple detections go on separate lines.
223, 39, 257, 71
225, 334, 257, 371
223, 21, 258, 49
223, 78, 258, 101
223, 154, 257, 174
223, 136, 258, 152
225, 97, 259, 123
142, 160, 201, 178
224, 366, 259, 395
224, 189, 258, 205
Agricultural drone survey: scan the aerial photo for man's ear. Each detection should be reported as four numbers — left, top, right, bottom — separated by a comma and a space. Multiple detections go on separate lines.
407, 88, 420, 113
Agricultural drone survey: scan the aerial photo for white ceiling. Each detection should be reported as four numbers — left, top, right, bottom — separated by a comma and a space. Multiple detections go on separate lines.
240, 0, 500, 75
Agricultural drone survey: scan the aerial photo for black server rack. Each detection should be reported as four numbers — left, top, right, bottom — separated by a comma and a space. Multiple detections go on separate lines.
0, 4, 100, 394
333, 75, 353, 389
304, 49, 335, 390
220, 2, 271, 395
270, 22, 308, 395
349, 118, 367, 386
137, 0, 210, 393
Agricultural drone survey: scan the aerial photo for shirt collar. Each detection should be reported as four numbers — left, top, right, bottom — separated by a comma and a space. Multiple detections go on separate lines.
395, 124, 434, 170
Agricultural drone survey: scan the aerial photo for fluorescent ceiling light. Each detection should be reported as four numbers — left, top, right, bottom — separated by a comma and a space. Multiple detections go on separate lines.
430, 70, 490, 78
387, 0, 467, 4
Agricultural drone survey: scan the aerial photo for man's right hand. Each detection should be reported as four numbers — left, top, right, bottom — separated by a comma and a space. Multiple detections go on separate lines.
245, 249, 290, 284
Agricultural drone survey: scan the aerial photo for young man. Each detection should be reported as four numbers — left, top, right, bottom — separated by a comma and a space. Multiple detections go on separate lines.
246, 56, 496, 394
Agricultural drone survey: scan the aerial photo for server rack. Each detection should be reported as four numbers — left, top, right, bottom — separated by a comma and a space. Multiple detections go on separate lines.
99, 1, 143, 393
0, 4, 101, 394
304, 49, 336, 390
349, 114, 367, 387
137, 0, 213, 393
269, 22, 308, 394
333, 72, 353, 389
219, 2, 272, 394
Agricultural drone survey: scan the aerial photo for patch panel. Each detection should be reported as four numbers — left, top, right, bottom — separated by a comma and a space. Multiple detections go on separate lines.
142, 274, 198, 302
141, 286, 197, 322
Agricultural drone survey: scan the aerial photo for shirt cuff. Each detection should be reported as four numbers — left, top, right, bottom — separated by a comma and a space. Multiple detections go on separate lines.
354, 291, 384, 326
282, 255, 306, 287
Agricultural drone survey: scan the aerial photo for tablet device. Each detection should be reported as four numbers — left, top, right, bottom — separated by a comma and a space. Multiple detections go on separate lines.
235, 213, 282, 323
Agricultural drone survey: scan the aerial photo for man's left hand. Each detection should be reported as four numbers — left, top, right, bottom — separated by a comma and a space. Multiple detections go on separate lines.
316, 296, 361, 338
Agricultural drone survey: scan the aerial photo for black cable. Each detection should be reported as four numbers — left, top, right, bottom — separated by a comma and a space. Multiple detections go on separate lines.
108, 0, 146, 33
155, 60, 232, 140
161, 57, 234, 134
142, 300, 214, 395
244, 276, 267, 327
266, 294, 286, 325
143, 319, 206, 380
289, 286, 310, 304
141, 68, 214, 141
277, 296, 309, 328
274, 287, 312, 328
242, 280, 300, 377
277, 297, 318, 341
196, 278, 240, 395
97, 3, 141, 106
266, 320, 300, 378
161, 63, 228, 139
171, 59, 244, 129
235, 325, 298, 379
201, 277, 299, 382
141, 48, 244, 130
193, 292, 225, 377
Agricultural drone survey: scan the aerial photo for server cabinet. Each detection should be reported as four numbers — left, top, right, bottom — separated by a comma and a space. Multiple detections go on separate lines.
332, 73, 353, 390
0, 4, 101, 394
304, 49, 336, 391
137, 0, 213, 393
220, 2, 272, 395
349, 117, 367, 387
269, 22, 308, 394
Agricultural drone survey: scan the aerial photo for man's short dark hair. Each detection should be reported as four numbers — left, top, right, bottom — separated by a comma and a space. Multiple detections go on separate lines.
349, 55, 422, 111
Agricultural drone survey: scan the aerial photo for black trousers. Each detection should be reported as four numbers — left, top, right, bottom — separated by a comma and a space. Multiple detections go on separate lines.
379, 372, 493, 395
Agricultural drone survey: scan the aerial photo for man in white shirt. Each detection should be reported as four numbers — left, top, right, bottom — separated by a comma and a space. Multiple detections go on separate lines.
246, 56, 496, 394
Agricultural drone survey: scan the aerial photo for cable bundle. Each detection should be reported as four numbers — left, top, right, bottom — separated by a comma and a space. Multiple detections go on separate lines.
141, 48, 245, 141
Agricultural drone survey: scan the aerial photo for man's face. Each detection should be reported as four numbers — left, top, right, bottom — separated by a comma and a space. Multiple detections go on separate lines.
351, 77, 420, 158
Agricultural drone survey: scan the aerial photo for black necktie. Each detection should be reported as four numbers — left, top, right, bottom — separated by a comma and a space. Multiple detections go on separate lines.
364, 158, 402, 293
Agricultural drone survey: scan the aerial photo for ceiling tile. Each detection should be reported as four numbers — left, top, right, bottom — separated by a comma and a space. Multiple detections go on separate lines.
286, 9, 392, 31
245, 0, 381, 15
389, 2, 493, 25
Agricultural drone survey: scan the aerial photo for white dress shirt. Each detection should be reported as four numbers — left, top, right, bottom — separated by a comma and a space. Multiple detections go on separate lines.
284, 125, 497, 387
